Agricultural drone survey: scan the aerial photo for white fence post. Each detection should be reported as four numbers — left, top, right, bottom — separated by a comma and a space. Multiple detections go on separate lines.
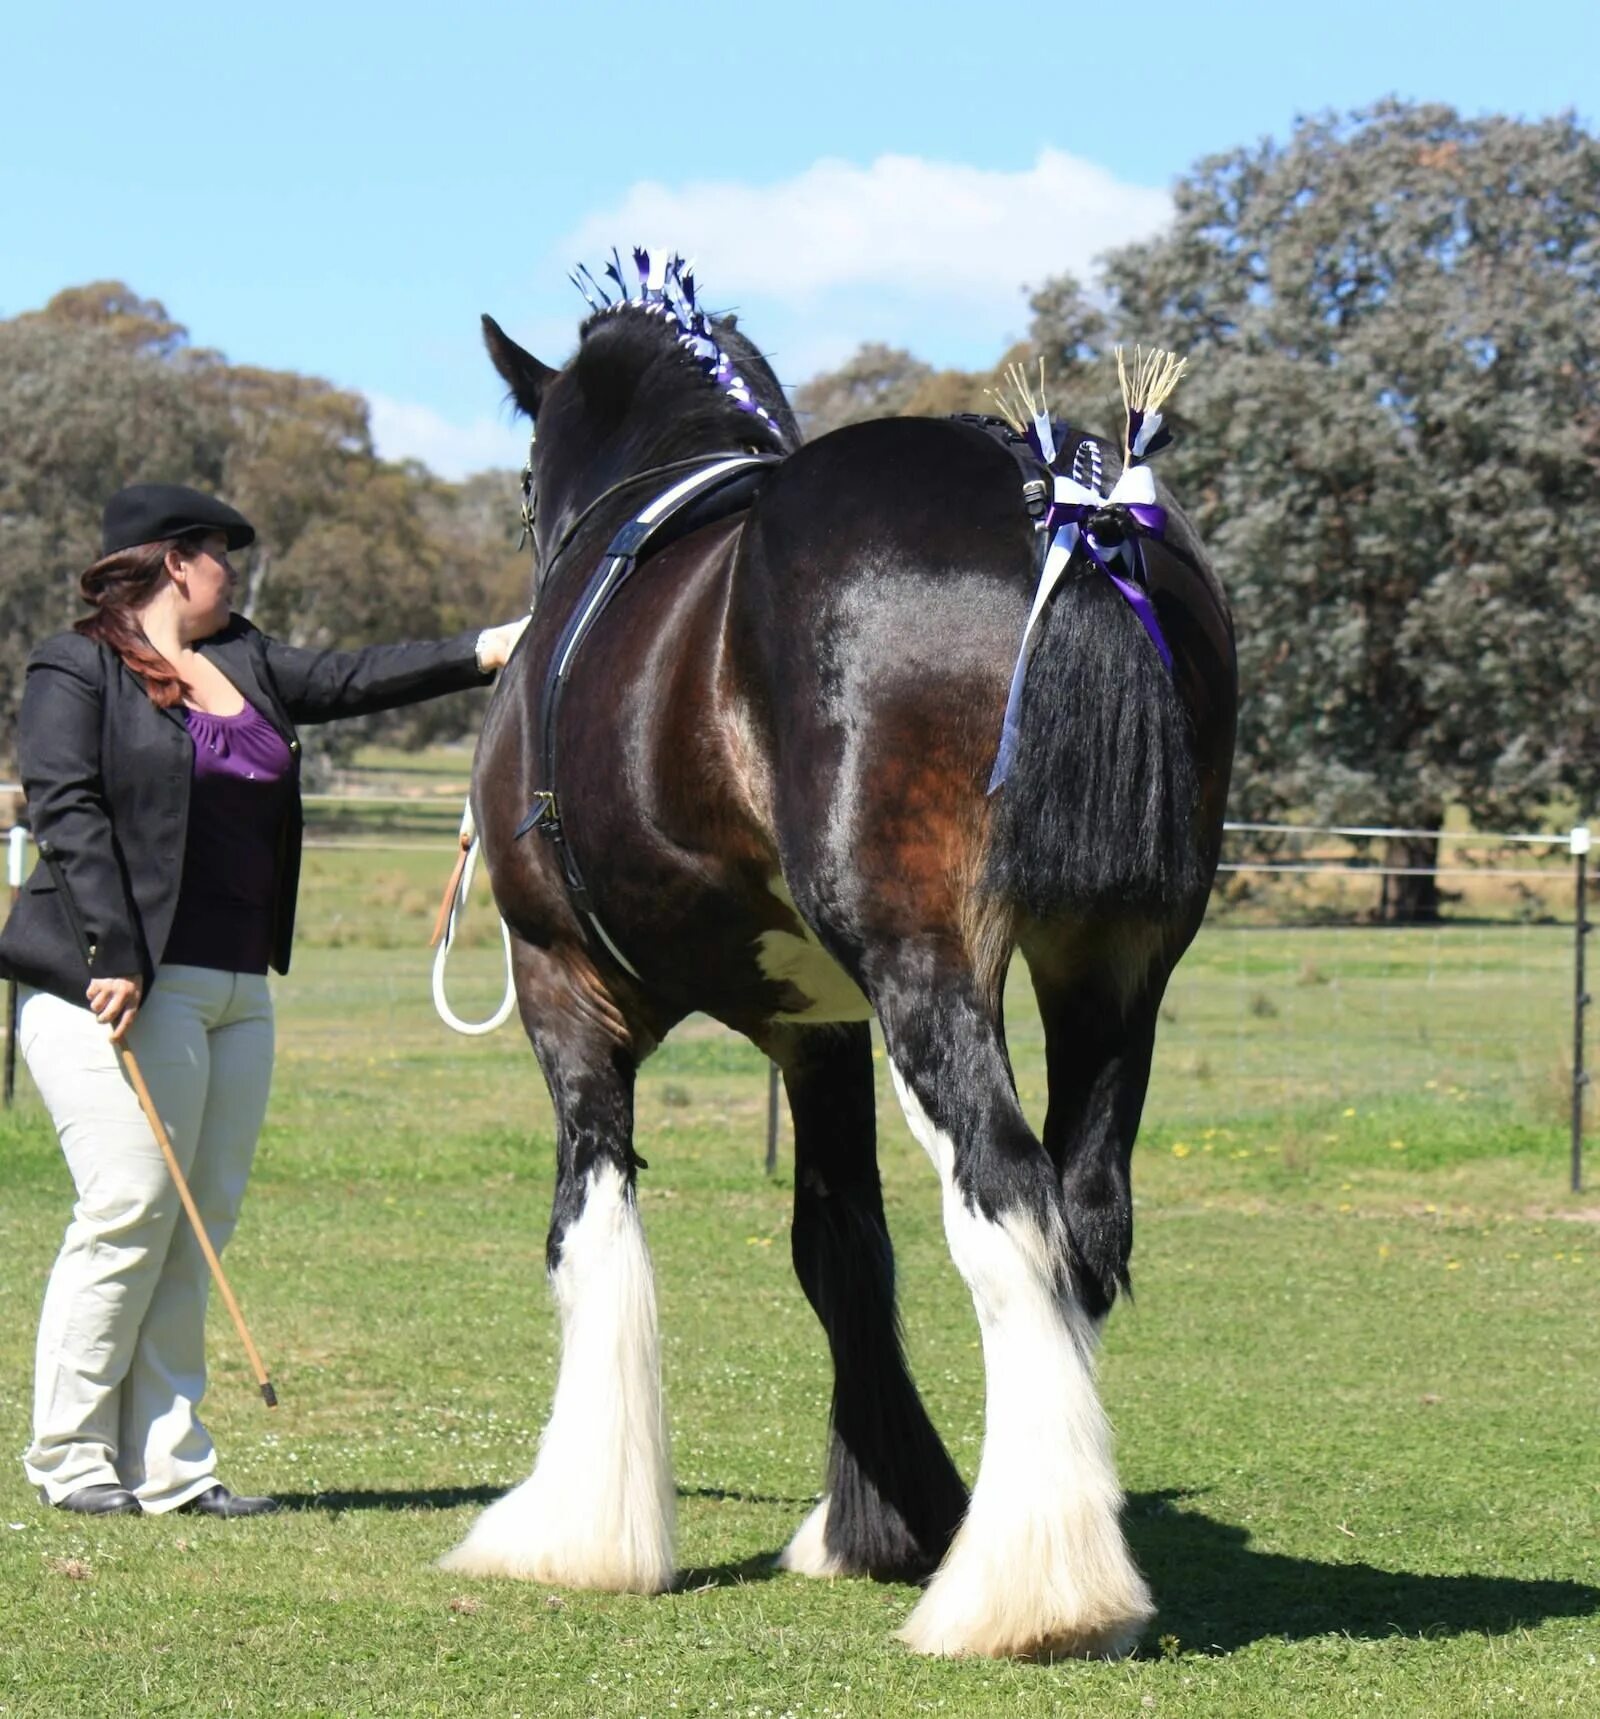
1573, 827, 1591, 1194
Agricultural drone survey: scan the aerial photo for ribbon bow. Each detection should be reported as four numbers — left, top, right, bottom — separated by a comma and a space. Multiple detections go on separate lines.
988, 458, 1174, 793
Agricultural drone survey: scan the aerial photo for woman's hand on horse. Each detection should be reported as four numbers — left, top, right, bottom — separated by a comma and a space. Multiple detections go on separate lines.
476, 617, 531, 673
86, 976, 143, 1042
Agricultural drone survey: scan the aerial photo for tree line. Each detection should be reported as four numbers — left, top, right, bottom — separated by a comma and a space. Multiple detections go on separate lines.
0, 282, 530, 777
5, 102, 1597, 918
796, 101, 1600, 919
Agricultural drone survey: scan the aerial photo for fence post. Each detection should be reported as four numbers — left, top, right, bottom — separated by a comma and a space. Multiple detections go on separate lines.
765, 1061, 781, 1175
4, 823, 27, 1109
1574, 826, 1591, 1194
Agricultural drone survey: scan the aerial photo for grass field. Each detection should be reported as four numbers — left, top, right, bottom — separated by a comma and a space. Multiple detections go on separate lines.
1, 857, 1596, 1716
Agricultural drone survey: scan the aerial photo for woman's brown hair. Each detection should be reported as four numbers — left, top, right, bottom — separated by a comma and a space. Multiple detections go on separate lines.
73, 536, 197, 708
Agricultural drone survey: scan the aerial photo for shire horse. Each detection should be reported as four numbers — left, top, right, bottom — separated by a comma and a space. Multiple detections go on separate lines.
441, 258, 1236, 1659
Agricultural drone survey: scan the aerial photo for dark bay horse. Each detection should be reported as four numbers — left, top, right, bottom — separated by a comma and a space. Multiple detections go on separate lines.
440, 263, 1236, 1659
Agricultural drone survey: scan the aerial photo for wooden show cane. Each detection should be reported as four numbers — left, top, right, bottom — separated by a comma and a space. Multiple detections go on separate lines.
37, 840, 278, 1408
4, 822, 24, 1109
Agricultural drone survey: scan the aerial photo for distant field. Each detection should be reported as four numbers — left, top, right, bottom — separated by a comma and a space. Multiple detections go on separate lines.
0, 846, 1595, 1717
288, 830, 1587, 1131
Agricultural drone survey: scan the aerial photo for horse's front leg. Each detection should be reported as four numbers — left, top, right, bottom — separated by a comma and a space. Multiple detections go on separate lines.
441, 942, 674, 1593
876, 952, 1154, 1659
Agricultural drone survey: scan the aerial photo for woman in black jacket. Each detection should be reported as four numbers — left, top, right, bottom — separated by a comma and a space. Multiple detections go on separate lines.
0, 482, 525, 1519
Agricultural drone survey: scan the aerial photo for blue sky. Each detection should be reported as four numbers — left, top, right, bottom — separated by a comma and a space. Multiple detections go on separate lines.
3, 1, 1594, 477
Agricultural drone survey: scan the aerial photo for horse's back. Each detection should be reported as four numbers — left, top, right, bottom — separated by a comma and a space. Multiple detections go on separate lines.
747, 416, 1039, 604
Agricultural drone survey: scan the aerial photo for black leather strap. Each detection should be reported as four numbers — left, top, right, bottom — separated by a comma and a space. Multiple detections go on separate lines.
515, 455, 781, 977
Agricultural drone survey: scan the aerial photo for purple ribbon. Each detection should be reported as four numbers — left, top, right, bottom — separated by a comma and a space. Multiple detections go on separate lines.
988, 499, 1175, 793
1056, 501, 1173, 673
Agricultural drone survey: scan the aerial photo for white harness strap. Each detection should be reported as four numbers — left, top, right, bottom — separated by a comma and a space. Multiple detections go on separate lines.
432, 804, 518, 1036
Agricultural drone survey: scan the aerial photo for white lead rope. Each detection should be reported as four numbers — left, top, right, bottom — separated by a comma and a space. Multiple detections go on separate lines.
431, 803, 518, 1036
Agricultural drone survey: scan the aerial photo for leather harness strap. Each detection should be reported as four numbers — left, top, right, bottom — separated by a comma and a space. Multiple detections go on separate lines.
514, 453, 781, 979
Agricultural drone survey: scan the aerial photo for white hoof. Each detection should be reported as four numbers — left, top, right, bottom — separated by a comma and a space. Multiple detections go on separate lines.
776, 1496, 846, 1578
439, 1471, 675, 1594
896, 1516, 1153, 1659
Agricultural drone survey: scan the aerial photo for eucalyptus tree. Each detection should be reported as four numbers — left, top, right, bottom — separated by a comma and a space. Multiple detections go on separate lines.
795, 105, 1600, 917
0, 286, 527, 771
1100, 102, 1600, 916
0, 291, 230, 762
793, 342, 935, 435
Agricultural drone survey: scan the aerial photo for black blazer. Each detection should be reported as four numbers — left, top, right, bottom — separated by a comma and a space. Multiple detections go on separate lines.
0, 617, 491, 1006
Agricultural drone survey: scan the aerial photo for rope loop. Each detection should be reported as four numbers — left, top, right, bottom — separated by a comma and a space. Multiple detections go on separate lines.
431, 805, 517, 1036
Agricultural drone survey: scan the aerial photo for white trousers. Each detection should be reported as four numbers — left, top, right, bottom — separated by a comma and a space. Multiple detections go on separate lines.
19, 966, 274, 1513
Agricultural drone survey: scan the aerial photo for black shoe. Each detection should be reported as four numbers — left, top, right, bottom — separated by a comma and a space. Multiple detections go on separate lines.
178, 1485, 277, 1519
40, 1484, 142, 1517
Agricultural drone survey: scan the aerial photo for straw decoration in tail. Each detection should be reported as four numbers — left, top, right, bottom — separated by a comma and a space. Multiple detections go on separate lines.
987, 344, 1191, 792
1115, 344, 1187, 464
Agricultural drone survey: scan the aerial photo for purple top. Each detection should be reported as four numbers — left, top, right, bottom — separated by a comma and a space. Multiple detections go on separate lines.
161, 701, 294, 974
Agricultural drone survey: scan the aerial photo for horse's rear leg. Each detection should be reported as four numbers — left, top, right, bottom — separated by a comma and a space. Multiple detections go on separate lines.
878, 961, 1154, 1659
1027, 933, 1168, 1324
771, 1022, 967, 1580
441, 945, 674, 1593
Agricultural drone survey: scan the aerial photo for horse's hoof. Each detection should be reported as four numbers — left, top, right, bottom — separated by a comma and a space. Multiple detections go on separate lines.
776, 1497, 846, 1578
896, 1597, 1151, 1661
439, 1473, 675, 1594
777, 1493, 947, 1584
894, 1544, 1154, 1660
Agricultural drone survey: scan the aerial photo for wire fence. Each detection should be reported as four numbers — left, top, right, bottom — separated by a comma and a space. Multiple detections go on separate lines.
3, 790, 1592, 1186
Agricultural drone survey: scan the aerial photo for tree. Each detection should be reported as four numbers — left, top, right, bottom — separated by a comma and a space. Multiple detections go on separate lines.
0, 286, 529, 772
0, 300, 232, 763
793, 278, 1119, 441
793, 343, 935, 436
14, 282, 193, 361
1097, 103, 1600, 917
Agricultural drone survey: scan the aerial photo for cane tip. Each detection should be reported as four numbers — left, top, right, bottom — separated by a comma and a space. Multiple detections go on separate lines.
261, 1382, 279, 1409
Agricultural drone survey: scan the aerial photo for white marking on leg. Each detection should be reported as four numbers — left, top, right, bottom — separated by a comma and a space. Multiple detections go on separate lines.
756, 877, 872, 1023
777, 1493, 846, 1578
890, 1069, 1154, 1660
440, 1162, 675, 1592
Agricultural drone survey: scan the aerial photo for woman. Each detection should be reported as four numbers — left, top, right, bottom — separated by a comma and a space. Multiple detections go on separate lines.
0, 482, 527, 1519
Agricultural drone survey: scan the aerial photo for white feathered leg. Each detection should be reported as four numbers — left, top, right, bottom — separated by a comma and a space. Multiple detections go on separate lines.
892, 1069, 1153, 1659
441, 1162, 675, 1591
777, 1494, 846, 1577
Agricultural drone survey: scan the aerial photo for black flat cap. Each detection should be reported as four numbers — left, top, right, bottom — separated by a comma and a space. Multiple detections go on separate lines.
100, 483, 256, 557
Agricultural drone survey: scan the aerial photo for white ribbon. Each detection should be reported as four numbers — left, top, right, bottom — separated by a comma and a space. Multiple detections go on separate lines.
1016, 464, 1153, 653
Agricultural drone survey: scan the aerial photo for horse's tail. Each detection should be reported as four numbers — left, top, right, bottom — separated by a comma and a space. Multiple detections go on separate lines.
984, 569, 1207, 920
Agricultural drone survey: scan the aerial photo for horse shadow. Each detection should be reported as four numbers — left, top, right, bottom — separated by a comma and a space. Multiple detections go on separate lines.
274, 1481, 807, 1517
269, 1482, 798, 1592
273, 1485, 504, 1514
1125, 1489, 1600, 1655
268, 1482, 1599, 1640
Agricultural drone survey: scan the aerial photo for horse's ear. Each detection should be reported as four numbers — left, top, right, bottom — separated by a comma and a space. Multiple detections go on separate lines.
481, 313, 556, 419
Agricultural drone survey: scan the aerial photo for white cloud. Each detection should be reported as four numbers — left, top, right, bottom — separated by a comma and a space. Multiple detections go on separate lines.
559, 149, 1171, 357
367, 392, 529, 480
377, 150, 1174, 453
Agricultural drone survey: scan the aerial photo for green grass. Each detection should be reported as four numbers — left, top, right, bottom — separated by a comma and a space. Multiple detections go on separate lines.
1, 871, 1596, 1716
